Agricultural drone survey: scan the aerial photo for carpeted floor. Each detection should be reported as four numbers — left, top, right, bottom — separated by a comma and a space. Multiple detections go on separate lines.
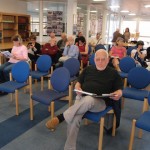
0, 83, 150, 150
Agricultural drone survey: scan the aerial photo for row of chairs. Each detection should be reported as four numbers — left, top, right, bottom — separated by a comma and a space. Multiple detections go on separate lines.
1, 55, 150, 150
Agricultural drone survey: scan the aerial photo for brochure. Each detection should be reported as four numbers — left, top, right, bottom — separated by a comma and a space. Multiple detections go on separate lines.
74, 89, 115, 98
0, 51, 12, 58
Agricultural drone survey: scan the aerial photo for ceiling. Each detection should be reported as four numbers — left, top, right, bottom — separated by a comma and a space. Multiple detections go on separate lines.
19, 0, 150, 17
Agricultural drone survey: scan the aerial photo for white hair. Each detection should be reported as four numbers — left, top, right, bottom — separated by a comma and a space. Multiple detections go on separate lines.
95, 49, 109, 58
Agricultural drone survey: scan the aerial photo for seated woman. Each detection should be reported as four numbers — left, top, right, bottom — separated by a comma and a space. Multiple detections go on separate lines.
109, 37, 126, 71
131, 40, 147, 67
27, 34, 41, 62
42, 40, 58, 64
0, 34, 28, 83
77, 36, 88, 67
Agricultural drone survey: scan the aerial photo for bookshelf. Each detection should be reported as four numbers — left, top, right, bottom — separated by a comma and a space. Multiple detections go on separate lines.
0, 12, 30, 43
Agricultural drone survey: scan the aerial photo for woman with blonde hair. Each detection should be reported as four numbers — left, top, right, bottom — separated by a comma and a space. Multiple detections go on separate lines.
0, 34, 28, 84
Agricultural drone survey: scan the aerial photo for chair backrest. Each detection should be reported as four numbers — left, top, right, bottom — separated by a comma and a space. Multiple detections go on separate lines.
95, 44, 106, 51
89, 53, 95, 66
12, 61, 30, 83
50, 67, 70, 92
36, 55, 52, 72
63, 58, 80, 77
128, 67, 150, 89
127, 46, 137, 56
88, 45, 92, 55
119, 57, 136, 73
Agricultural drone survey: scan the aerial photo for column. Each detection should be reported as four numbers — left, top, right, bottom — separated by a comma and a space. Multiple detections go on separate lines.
67, 0, 77, 35
39, 0, 43, 42
86, 5, 90, 43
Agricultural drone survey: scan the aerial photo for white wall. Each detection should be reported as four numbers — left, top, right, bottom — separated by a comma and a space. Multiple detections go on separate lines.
0, 0, 27, 14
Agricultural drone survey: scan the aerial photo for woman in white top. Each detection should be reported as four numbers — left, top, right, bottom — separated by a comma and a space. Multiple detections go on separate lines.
131, 40, 147, 67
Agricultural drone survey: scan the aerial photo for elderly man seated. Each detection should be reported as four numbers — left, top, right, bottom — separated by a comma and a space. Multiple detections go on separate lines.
46, 49, 123, 150
55, 35, 79, 68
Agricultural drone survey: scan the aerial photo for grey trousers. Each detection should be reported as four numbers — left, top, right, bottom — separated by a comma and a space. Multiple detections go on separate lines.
63, 95, 106, 150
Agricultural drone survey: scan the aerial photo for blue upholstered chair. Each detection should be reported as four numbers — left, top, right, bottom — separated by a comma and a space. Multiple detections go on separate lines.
95, 44, 106, 51
30, 67, 71, 120
119, 57, 136, 88
83, 107, 116, 150
63, 58, 80, 105
129, 95, 150, 150
30, 55, 52, 91
88, 53, 95, 66
127, 46, 137, 56
123, 67, 150, 112
0, 61, 31, 115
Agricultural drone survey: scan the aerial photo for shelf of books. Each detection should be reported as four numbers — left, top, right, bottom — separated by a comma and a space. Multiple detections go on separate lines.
0, 12, 30, 43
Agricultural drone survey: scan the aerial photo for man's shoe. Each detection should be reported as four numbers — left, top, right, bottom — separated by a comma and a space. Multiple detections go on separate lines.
46, 117, 59, 131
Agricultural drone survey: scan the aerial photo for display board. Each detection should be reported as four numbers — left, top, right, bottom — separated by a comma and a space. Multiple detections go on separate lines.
47, 11, 63, 36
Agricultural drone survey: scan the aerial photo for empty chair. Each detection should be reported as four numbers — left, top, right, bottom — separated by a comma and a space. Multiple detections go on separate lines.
83, 106, 116, 150
30, 67, 72, 120
129, 95, 150, 150
88, 53, 95, 66
0, 61, 31, 115
127, 46, 137, 56
30, 54, 52, 91
123, 67, 150, 112
119, 56, 136, 87
63, 58, 80, 105
95, 44, 106, 51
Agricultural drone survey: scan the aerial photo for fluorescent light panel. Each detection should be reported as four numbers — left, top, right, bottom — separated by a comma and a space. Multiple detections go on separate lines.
144, 5, 150, 8
90, 10, 97, 12
120, 10, 129, 13
110, 5, 120, 8
128, 13, 136, 16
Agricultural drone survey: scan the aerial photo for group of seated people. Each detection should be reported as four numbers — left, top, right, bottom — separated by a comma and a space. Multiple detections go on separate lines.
0, 31, 150, 149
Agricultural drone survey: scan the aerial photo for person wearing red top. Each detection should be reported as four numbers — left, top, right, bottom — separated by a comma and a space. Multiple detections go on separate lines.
42, 40, 58, 64
109, 37, 126, 71
78, 36, 88, 67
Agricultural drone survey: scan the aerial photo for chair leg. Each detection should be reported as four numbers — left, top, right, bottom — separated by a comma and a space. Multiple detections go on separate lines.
15, 90, 19, 116
129, 119, 136, 150
51, 101, 55, 119
121, 97, 125, 109
112, 114, 116, 136
98, 117, 104, 150
69, 83, 73, 107
124, 78, 127, 88
142, 98, 149, 112
138, 129, 143, 139
41, 76, 44, 91
10, 93, 13, 102
30, 98, 34, 120
84, 119, 89, 125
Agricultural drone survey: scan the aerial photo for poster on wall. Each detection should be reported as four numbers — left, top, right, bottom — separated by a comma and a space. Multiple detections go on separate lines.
47, 11, 63, 36
90, 13, 97, 35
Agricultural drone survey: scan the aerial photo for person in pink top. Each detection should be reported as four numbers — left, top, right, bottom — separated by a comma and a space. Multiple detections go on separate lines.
109, 37, 126, 71
0, 34, 28, 84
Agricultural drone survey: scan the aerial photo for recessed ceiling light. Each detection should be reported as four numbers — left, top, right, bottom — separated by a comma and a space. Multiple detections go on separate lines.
128, 13, 136, 16
93, 0, 106, 1
90, 10, 97, 13
43, 8, 48, 11
144, 5, 150, 8
35, 9, 39, 11
120, 10, 129, 13
110, 6, 120, 8
77, 7, 81, 9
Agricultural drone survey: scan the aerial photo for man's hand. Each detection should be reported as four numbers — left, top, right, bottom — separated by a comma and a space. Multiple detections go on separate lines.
75, 82, 82, 95
110, 90, 122, 100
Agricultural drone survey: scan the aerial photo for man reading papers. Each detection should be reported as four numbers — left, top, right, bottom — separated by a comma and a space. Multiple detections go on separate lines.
46, 49, 123, 150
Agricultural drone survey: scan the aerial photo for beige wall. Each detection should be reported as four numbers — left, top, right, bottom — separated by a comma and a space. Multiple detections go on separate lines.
0, 0, 27, 14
